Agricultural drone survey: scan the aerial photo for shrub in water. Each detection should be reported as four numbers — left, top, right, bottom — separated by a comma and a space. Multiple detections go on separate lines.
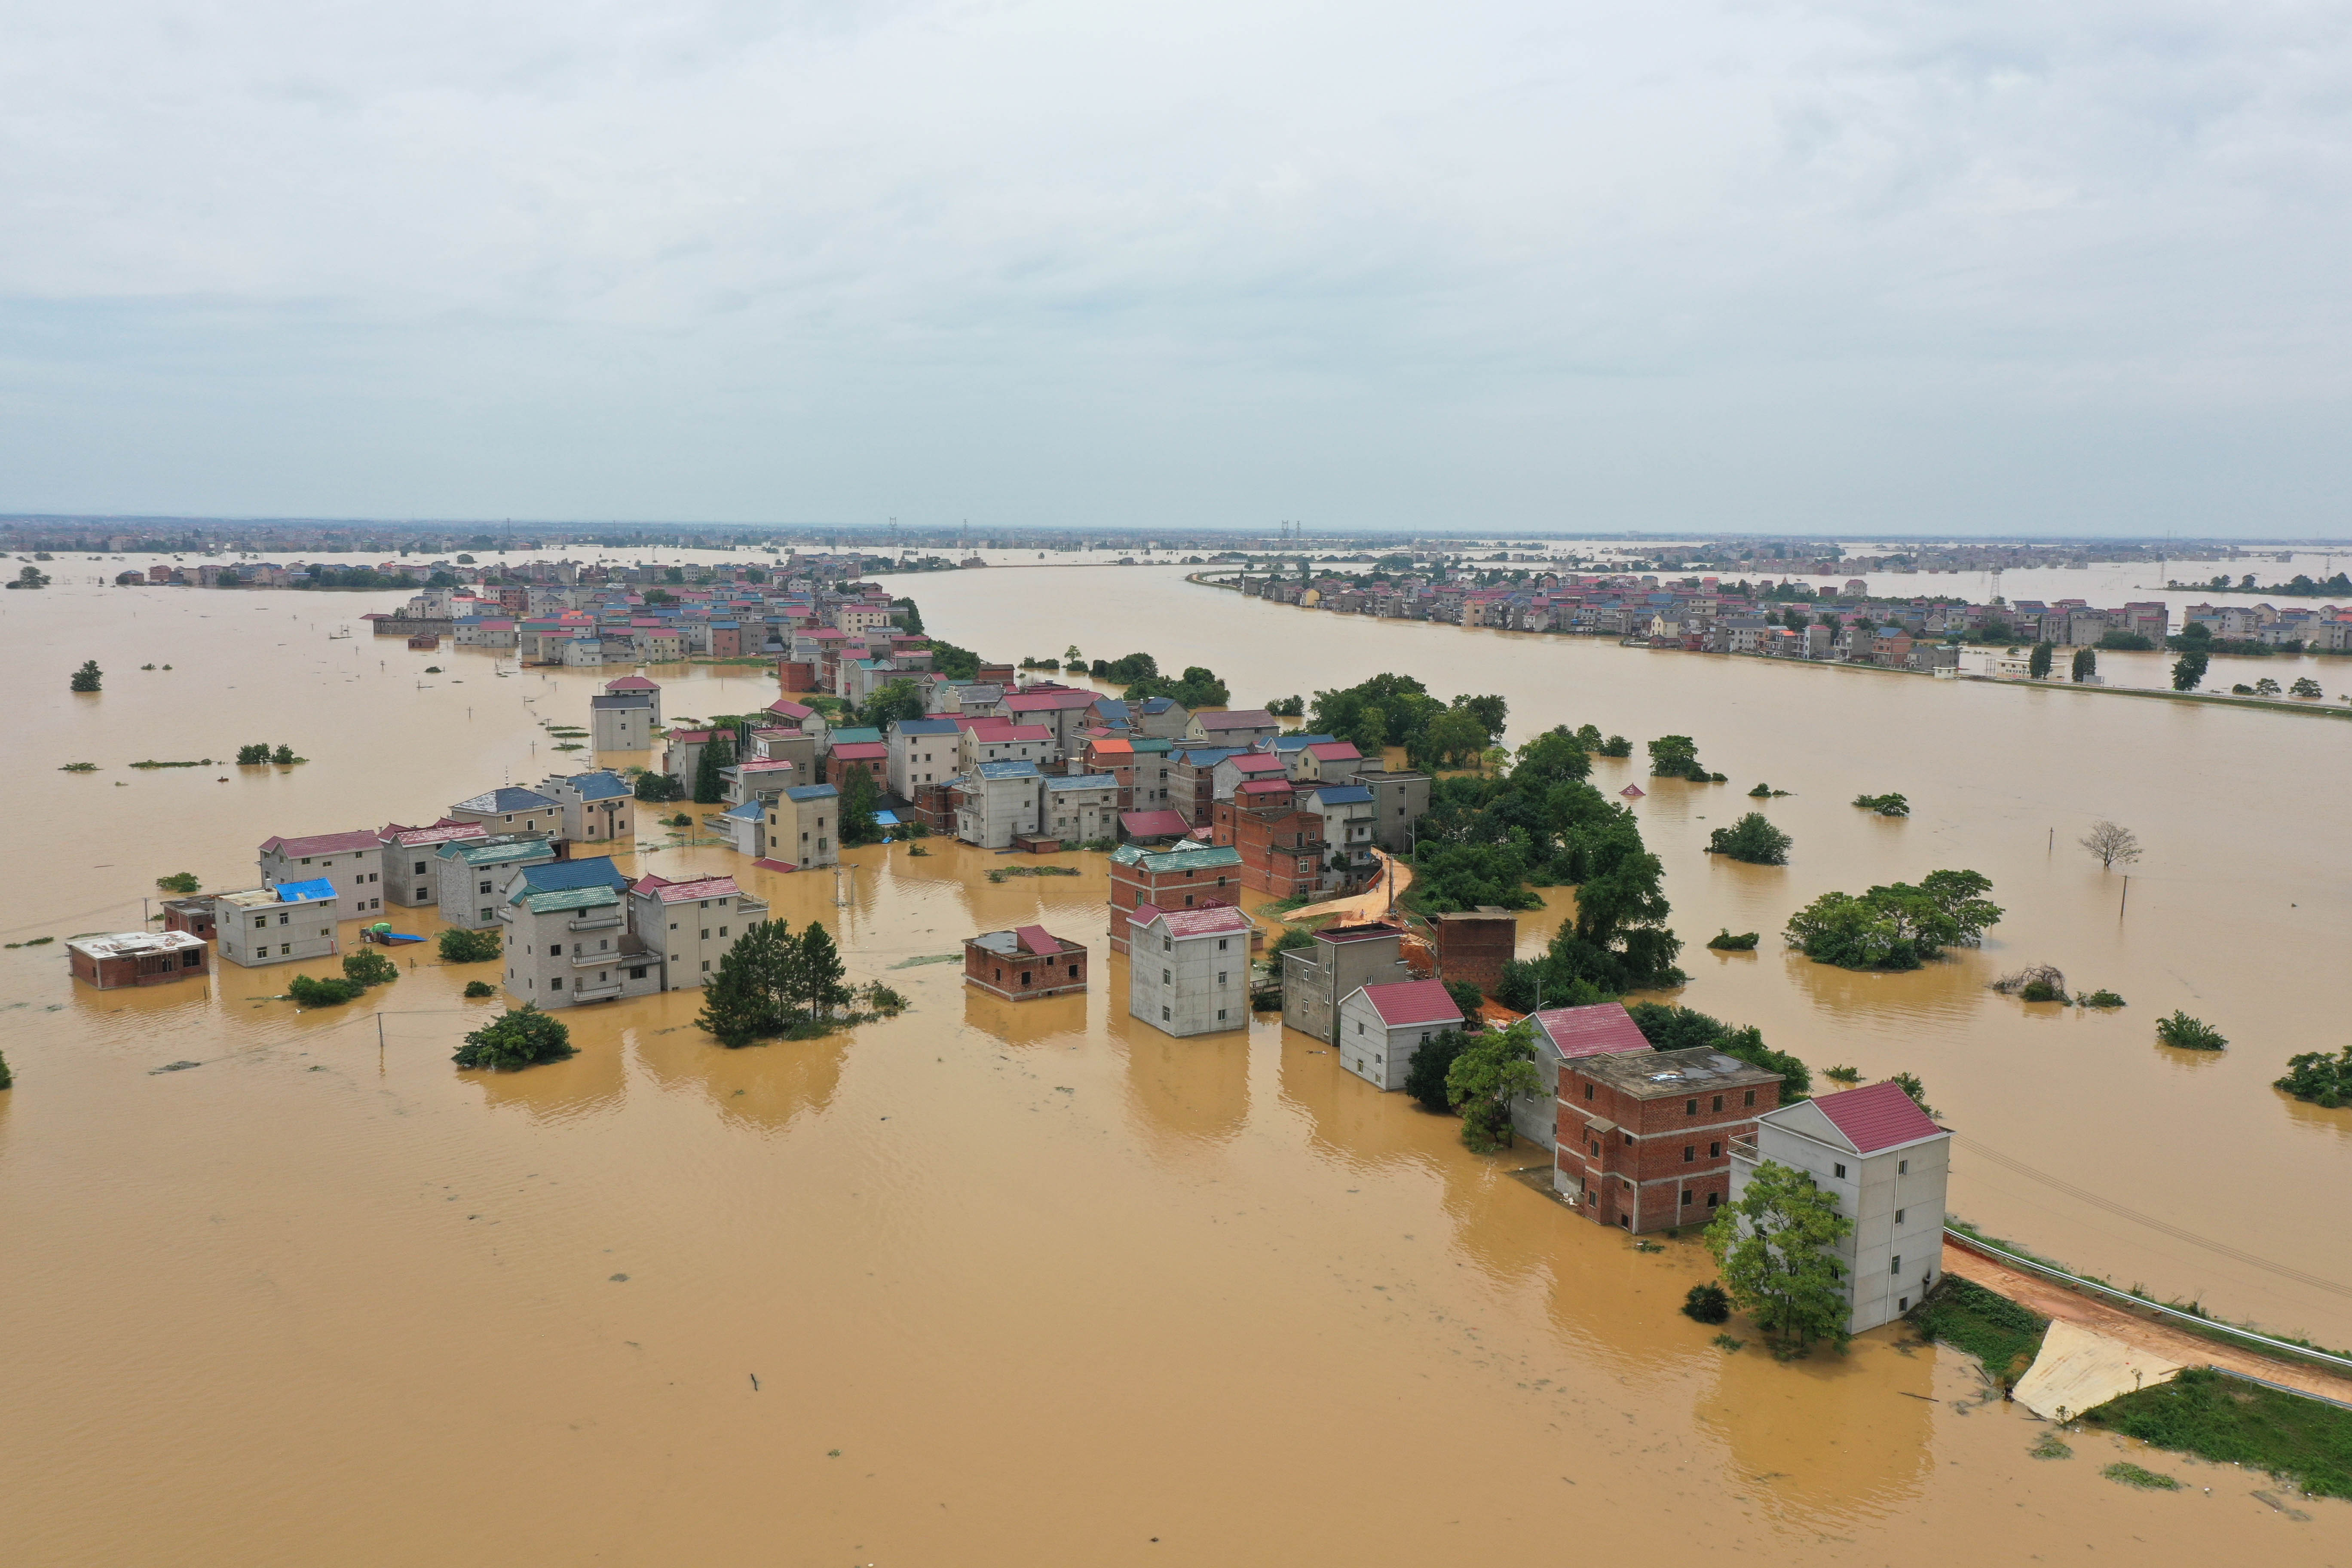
1682, 1283, 1732, 1324
2155, 1011, 2226, 1051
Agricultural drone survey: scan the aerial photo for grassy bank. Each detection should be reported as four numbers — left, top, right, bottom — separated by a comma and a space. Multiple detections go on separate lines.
2084, 1367, 2352, 1499
1908, 1277, 2049, 1384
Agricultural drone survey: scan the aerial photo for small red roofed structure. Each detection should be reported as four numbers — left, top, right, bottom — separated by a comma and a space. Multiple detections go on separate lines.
965, 925, 1088, 1000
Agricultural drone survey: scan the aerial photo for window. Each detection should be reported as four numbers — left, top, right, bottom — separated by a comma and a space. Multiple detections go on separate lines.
280, 944, 291, 956
413, 861, 427, 875
701, 959, 710, 971
1218, 1009, 1228, 1022
1067, 964, 1079, 979
1217, 972, 1227, 986
1709, 1141, 1721, 1158
1706, 1192, 1719, 1208
1162, 937, 1173, 952
1683, 1145, 1695, 1162
1898, 1159, 1908, 1175
478, 880, 492, 894
1898, 1296, 1909, 1313
1895, 1209, 1905, 1225
630, 966, 646, 979
1217, 938, 1228, 951
1161, 1006, 1170, 1021
479, 908, 493, 922
719, 926, 728, 938
1833, 1163, 1847, 1179
1891, 1255, 1902, 1275
700, 930, 709, 940
1712, 1095, 1724, 1112
253, 915, 268, 929
1622, 1132, 1633, 1146
1743, 1090, 1756, 1107
1356, 1020, 1364, 1034
1681, 1190, 1694, 1206
551, 976, 564, 989
1685, 1099, 1698, 1115
1584, 1084, 1594, 1100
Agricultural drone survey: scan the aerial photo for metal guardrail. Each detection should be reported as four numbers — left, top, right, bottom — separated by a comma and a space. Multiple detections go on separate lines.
1943, 1228, 2352, 1377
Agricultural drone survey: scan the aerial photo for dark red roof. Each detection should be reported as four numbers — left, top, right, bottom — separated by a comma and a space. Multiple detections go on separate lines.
1359, 979, 1463, 1028
1119, 810, 1188, 838
1015, 924, 1066, 956
1813, 1081, 1944, 1153
1530, 1002, 1651, 1060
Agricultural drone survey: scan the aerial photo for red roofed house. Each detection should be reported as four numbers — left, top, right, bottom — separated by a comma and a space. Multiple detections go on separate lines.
957, 717, 1055, 770
1127, 903, 1254, 1037
627, 873, 772, 992
1210, 750, 1288, 802
964, 925, 1088, 1001
1510, 1001, 1651, 1149
1289, 739, 1365, 785
663, 729, 717, 789
1731, 1081, 1951, 1332
1335, 979, 1464, 1090
826, 740, 888, 789
1002, 686, 1104, 756
258, 829, 388, 914
379, 820, 491, 906
1558, 1046, 1784, 1234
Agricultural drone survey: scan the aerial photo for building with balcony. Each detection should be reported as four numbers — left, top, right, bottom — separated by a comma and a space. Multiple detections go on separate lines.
628, 873, 770, 991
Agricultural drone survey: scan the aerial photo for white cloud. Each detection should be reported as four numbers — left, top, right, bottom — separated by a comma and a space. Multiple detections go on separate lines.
1, 0, 2347, 531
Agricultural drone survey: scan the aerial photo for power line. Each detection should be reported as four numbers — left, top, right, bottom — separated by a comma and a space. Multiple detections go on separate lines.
1954, 1133, 2350, 1300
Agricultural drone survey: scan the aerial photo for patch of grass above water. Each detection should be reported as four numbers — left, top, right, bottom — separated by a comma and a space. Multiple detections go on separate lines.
2101, 1461, 2180, 1490
2084, 1367, 2352, 1500
1907, 1277, 2049, 1384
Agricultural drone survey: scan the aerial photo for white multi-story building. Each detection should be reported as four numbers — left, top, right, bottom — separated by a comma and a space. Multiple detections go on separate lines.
1334, 979, 1463, 1091
628, 874, 772, 991
888, 717, 962, 798
208, 881, 340, 968
257, 830, 385, 915
1728, 1081, 1952, 1335
1127, 903, 1253, 1038
435, 835, 556, 930
952, 760, 1043, 848
589, 675, 660, 750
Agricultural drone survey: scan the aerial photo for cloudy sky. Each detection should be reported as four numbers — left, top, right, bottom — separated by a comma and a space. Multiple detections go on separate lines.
3, 0, 2348, 534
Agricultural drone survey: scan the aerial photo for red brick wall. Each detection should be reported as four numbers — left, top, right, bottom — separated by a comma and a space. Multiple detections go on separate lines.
778, 660, 819, 692
965, 940, 1088, 1000
1554, 1069, 1778, 1234
1105, 863, 1241, 953
1211, 802, 1323, 899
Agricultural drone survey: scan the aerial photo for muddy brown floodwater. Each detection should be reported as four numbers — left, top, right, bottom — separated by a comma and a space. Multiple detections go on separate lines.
1, 568, 2346, 1565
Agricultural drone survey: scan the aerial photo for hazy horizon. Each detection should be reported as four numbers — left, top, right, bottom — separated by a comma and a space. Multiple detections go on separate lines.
5, 2, 2348, 536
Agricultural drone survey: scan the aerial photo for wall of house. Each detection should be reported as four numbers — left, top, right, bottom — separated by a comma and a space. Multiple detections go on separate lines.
213, 898, 339, 968
259, 846, 382, 915
438, 852, 545, 930
502, 902, 658, 1009
1334, 992, 1442, 1092
631, 891, 768, 991
1743, 1125, 1950, 1332
1558, 1074, 1776, 1233
1127, 927, 1246, 1037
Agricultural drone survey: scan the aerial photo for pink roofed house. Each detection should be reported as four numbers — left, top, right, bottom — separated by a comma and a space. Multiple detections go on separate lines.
1336, 979, 1465, 1091
964, 925, 1089, 1001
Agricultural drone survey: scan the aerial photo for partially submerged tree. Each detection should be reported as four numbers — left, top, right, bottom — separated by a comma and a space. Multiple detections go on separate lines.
2078, 821, 2141, 871
1445, 1020, 1542, 1153
454, 1004, 575, 1070
1783, 869, 2001, 971
2155, 1011, 2226, 1052
1705, 812, 1792, 865
692, 732, 735, 805
69, 659, 102, 693
438, 928, 501, 964
154, 872, 201, 894
2171, 649, 2209, 691
342, 948, 399, 988
1403, 1029, 1470, 1113
1703, 1160, 1856, 1350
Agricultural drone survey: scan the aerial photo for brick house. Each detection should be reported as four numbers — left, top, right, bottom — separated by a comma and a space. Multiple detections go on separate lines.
662, 729, 717, 789
1556, 1046, 1781, 1232
1210, 750, 1288, 803
1334, 978, 1463, 1090
1729, 1081, 1952, 1332
1127, 904, 1253, 1037
1288, 739, 1365, 785
159, 897, 217, 941
826, 741, 888, 790
1434, 910, 1516, 995
1210, 790, 1326, 898
258, 829, 386, 914
68, 930, 209, 989
965, 925, 1089, 1000
1106, 842, 1244, 954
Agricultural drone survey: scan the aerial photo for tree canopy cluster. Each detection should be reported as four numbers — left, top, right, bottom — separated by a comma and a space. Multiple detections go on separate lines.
1647, 734, 1720, 782
697, 919, 853, 1047
438, 928, 501, 964
1706, 812, 1791, 865
1783, 869, 2002, 971
1308, 674, 1507, 771
1704, 1160, 1856, 1349
2277, 1045, 2352, 1108
1626, 1002, 1811, 1099
454, 1004, 575, 1070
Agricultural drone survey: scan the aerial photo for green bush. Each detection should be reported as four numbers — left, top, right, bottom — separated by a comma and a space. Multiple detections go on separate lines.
2156, 1011, 2227, 1051
1681, 1283, 1731, 1324
154, 872, 202, 894
1705, 812, 1792, 865
453, 1004, 575, 1070
2081, 989, 2126, 1008
462, 980, 496, 998
438, 928, 502, 964
289, 973, 364, 1007
1403, 1029, 1469, 1113
1852, 792, 1910, 816
343, 948, 399, 988
2100, 1462, 2180, 1491
2275, 1045, 2352, 1108
0, 1047, 12, 1089
1706, 929, 1760, 951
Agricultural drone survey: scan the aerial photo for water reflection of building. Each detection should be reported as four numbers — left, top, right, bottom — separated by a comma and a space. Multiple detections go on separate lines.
631, 1012, 847, 1134
1693, 1339, 1934, 1524
1110, 987, 1249, 1151
459, 1010, 630, 1124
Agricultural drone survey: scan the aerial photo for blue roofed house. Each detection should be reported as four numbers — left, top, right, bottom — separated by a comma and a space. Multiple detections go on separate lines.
718, 797, 769, 858
208, 879, 342, 968
446, 785, 564, 840
1041, 773, 1120, 845
539, 771, 635, 844
1300, 783, 1379, 877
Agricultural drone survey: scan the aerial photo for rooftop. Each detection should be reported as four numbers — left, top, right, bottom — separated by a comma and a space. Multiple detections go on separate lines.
68, 931, 207, 959
1110, 843, 1243, 873
603, 675, 659, 690
1577, 1045, 1780, 1098
273, 878, 338, 904
636, 874, 748, 903
1530, 1002, 1651, 1060
968, 925, 1080, 958
1130, 903, 1253, 937
380, 821, 489, 848
975, 759, 1043, 781
510, 858, 631, 898
1357, 978, 1463, 1028
259, 829, 380, 858
1804, 1081, 1948, 1154
451, 786, 560, 815
892, 718, 961, 736
519, 886, 619, 915
783, 783, 839, 802
1118, 809, 1190, 839
1044, 772, 1118, 792
1197, 708, 1276, 729
446, 837, 555, 866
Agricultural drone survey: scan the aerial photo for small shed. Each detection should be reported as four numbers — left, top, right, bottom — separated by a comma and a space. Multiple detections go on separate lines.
965, 926, 1088, 1001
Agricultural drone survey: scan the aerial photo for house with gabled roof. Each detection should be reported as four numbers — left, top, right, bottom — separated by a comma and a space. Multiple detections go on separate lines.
764, 782, 839, 869
1127, 903, 1253, 1037
950, 759, 1042, 848
447, 786, 564, 840
1106, 842, 1244, 954
539, 770, 634, 843
1512, 1002, 1653, 1150
435, 834, 556, 929
628, 873, 770, 992
965, 925, 1088, 1001
379, 820, 490, 906
956, 718, 1054, 771
1184, 708, 1278, 748
1729, 1081, 1952, 1332
590, 675, 660, 750
1336, 979, 1464, 1091
258, 829, 385, 914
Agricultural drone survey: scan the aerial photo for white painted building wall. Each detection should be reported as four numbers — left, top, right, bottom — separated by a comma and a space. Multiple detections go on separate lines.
1126, 919, 1248, 1037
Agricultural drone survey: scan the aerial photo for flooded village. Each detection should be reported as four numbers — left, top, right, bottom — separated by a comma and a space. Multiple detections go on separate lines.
4, 544, 2352, 1565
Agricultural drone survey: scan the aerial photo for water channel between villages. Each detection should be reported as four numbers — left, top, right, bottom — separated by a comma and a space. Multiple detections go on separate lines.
2, 563, 2347, 1565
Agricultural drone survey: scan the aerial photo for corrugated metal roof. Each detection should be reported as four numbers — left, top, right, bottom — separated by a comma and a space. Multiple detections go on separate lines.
521, 886, 619, 914
1530, 1002, 1651, 1060
1130, 904, 1253, 937
260, 830, 380, 858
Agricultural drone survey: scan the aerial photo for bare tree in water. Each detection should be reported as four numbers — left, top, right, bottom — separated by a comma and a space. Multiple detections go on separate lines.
2079, 821, 2142, 871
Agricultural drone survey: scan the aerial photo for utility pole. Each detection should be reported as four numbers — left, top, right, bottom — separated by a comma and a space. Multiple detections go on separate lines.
2119, 875, 2129, 917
